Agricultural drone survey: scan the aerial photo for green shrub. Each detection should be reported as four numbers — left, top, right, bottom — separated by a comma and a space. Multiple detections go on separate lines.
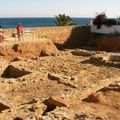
104, 19, 117, 26
55, 14, 76, 26
116, 17, 120, 25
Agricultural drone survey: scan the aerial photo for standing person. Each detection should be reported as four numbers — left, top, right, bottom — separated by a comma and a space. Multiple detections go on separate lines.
0, 26, 3, 33
16, 23, 23, 41
0, 26, 5, 42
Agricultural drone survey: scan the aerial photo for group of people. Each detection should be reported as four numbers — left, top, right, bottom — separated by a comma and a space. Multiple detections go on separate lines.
0, 23, 24, 42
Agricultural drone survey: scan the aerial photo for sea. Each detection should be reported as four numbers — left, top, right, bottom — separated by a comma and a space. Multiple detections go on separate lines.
0, 18, 92, 29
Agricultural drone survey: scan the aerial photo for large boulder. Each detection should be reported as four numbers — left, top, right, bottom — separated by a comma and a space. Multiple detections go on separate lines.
46, 96, 70, 108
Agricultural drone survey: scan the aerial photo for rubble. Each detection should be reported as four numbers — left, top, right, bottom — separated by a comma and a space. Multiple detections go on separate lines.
0, 42, 119, 120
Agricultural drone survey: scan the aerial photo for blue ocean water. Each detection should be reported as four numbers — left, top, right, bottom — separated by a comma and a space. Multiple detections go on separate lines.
0, 18, 92, 29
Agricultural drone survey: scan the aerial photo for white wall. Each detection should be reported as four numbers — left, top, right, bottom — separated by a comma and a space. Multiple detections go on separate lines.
91, 25, 120, 34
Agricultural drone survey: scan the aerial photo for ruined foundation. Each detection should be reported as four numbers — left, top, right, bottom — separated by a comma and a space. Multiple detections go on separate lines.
0, 26, 119, 120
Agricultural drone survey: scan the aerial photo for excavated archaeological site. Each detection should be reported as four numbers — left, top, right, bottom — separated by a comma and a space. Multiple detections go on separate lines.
0, 26, 120, 120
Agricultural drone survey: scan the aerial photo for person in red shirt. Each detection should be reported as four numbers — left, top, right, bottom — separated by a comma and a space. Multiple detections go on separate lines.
16, 23, 23, 41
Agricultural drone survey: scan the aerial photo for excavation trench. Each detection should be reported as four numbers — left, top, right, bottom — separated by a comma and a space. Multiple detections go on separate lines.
0, 102, 10, 112
1, 65, 31, 78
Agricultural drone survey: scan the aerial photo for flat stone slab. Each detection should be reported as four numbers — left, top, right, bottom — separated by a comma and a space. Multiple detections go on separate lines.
90, 53, 120, 68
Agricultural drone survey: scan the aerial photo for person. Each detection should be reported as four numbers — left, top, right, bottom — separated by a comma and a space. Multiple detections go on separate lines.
0, 26, 5, 42
0, 26, 3, 33
16, 23, 23, 41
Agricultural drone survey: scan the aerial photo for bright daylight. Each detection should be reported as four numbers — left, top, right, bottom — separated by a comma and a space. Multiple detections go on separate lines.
0, 0, 120, 120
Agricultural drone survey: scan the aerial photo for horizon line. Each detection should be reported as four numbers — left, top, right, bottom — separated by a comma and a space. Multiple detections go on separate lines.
0, 16, 93, 18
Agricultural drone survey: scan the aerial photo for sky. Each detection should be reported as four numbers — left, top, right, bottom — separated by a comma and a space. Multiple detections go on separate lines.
0, 0, 120, 18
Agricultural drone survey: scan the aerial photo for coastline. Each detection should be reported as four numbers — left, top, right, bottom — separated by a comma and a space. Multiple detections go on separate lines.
0, 18, 92, 29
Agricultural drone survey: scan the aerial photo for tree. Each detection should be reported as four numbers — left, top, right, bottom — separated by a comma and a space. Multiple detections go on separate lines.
55, 14, 75, 26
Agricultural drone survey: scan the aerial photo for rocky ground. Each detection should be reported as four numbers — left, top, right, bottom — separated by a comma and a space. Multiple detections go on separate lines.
0, 39, 120, 120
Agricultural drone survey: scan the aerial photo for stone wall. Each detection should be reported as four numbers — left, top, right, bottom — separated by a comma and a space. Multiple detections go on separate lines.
91, 25, 120, 34
3, 26, 120, 51
97, 36, 120, 52
4, 26, 120, 51
4, 26, 91, 48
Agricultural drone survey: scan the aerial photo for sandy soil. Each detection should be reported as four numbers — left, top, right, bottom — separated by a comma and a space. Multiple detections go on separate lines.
0, 39, 119, 120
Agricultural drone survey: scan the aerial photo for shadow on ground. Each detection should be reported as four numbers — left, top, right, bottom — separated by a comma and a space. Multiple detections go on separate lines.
81, 59, 120, 69
55, 26, 96, 50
